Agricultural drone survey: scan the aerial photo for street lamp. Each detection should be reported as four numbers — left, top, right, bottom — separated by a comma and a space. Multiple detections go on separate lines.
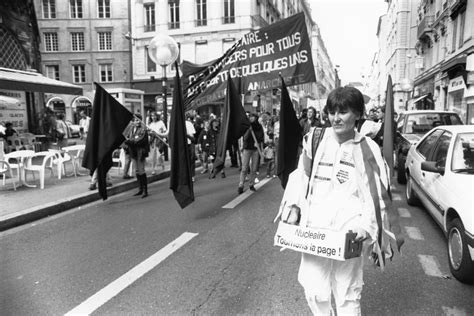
148, 34, 179, 161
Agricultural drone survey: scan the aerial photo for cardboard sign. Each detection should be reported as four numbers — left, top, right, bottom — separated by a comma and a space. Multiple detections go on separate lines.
274, 222, 363, 261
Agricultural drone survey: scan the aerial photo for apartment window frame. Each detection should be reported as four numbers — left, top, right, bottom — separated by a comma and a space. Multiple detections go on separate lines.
97, 0, 111, 18
458, 10, 465, 48
42, 0, 56, 19
70, 0, 83, 19
146, 46, 157, 73
196, 0, 207, 26
71, 32, 85, 51
451, 17, 458, 52
144, 3, 156, 32
45, 65, 60, 80
99, 63, 113, 82
223, 0, 235, 24
72, 64, 86, 83
98, 32, 112, 51
169, 2, 180, 29
44, 32, 59, 52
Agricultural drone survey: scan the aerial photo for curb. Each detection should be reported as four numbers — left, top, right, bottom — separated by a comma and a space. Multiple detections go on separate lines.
0, 171, 170, 232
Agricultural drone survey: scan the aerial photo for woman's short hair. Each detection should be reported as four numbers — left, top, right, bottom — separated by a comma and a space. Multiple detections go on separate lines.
324, 86, 365, 118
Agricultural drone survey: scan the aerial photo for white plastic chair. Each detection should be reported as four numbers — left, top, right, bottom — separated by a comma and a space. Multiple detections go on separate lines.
23, 151, 55, 189
0, 147, 16, 190
48, 149, 72, 179
62, 144, 86, 176
111, 149, 122, 175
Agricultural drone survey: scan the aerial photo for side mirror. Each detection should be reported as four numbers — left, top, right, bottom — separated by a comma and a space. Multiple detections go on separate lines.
421, 161, 445, 176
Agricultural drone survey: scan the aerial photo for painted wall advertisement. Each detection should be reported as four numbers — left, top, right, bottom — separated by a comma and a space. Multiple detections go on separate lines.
0, 89, 28, 134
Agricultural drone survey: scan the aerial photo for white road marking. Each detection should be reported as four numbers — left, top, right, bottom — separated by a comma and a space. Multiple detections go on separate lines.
222, 177, 272, 209
392, 194, 402, 201
65, 232, 198, 316
442, 306, 468, 316
404, 226, 424, 240
418, 254, 445, 278
397, 207, 411, 218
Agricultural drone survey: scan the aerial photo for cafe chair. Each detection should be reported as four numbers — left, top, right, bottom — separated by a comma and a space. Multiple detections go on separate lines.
62, 145, 86, 176
0, 149, 16, 190
48, 149, 72, 179
23, 151, 55, 189
20, 133, 41, 152
111, 149, 122, 175
6, 136, 23, 152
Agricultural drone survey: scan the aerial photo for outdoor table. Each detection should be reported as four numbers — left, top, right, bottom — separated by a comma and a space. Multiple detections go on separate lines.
62, 144, 87, 176
4, 150, 36, 188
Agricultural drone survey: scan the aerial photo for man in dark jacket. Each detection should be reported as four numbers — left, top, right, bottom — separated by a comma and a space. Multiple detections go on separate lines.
238, 113, 264, 194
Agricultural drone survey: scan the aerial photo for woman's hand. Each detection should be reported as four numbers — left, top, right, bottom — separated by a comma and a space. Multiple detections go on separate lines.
283, 205, 300, 225
354, 227, 368, 242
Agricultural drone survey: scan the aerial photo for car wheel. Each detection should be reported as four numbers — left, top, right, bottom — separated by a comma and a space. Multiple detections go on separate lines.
396, 154, 407, 184
447, 218, 474, 284
405, 173, 418, 205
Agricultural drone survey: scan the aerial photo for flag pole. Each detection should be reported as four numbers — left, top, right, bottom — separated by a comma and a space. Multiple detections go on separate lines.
133, 114, 170, 147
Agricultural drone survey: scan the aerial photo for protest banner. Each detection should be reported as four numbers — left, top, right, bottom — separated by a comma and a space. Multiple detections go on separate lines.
182, 12, 315, 110
274, 222, 363, 261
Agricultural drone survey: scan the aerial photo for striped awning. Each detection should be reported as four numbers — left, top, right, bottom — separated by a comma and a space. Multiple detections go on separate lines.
0, 67, 83, 95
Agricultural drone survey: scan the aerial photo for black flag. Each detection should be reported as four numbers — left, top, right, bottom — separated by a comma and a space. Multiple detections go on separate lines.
211, 78, 250, 176
169, 62, 194, 208
82, 83, 133, 200
277, 76, 303, 188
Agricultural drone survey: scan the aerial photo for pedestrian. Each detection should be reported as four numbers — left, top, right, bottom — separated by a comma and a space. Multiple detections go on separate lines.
197, 119, 211, 174
124, 115, 150, 198
79, 110, 90, 140
147, 112, 167, 174
263, 141, 275, 177
185, 114, 197, 182
55, 112, 69, 148
277, 86, 402, 315
238, 113, 264, 194
301, 106, 320, 136
88, 169, 112, 190
205, 118, 225, 178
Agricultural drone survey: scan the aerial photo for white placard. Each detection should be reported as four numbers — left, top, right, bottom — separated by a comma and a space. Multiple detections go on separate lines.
0, 90, 28, 134
274, 222, 362, 261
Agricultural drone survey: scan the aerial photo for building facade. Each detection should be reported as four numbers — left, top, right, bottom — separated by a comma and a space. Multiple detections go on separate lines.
413, 0, 473, 124
34, 0, 133, 122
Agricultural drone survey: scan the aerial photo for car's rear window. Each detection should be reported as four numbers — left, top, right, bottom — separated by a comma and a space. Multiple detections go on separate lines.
405, 113, 462, 134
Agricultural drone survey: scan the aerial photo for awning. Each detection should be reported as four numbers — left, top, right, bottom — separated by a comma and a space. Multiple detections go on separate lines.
413, 94, 428, 103
440, 55, 467, 72
0, 67, 83, 95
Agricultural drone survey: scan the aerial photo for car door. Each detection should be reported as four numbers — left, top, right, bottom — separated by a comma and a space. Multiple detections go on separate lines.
423, 131, 452, 225
407, 129, 443, 206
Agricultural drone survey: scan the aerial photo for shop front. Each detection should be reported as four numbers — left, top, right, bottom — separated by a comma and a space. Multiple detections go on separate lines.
447, 75, 468, 123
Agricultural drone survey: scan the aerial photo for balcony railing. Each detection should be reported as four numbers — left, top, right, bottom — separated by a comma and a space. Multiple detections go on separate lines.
417, 15, 434, 39
223, 16, 235, 24
251, 15, 269, 29
195, 19, 207, 27
144, 24, 155, 32
168, 22, 180, 29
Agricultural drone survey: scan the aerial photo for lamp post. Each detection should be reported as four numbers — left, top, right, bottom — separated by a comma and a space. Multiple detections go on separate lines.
148, 34, 179, 161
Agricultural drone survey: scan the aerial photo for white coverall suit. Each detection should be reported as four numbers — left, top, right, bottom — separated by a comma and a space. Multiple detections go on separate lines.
279, 127, 388, 315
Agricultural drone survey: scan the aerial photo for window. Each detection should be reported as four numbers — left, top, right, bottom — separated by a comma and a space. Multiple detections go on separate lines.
98, 32, 112, 50
451, 17, 457, 52
99, 64, 113, 82
431, 132, 451, 168
72, 64, 86, 83
98, 0, 111, 18
70, 0, 83, 18
42, 0, 56, 19
144, 4, 155, 32
196, 0, 207, 26
169, 2, 180, 29
71, 32, 85, 51
223, 0, 235, 24
146, 47, 156, 73
44, 33, 58, 51
45, 65, 59, 80
458, 10, 465, 48
416, 129, 444, 158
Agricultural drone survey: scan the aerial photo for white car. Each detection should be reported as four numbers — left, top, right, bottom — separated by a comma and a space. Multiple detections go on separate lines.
405, 125, 474, 284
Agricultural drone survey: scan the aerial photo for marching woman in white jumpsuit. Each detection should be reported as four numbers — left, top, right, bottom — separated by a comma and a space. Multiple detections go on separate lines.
277, 86, 403, 315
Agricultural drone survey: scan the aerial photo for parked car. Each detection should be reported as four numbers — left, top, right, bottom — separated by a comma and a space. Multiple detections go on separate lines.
405, 125, 474, 284
66, 120, 81, 138
395, 110, 462, 183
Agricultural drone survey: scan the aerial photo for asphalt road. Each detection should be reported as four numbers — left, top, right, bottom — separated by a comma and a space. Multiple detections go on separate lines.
1, 167, 473, 315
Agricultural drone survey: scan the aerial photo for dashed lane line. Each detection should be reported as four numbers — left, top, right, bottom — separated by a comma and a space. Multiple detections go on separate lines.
65, 232, 198, 316
442, 306, 468, 316
418, 254, 445, 278
222, 177, 272, 209
397, 207, 411, 218
392, 193, 402, 201
404, 226, 424, 240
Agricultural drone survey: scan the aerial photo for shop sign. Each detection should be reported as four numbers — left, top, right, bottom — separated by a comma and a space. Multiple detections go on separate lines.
0, 89, 28, 133
467, 72, 474, 85
448, 76, 467, 93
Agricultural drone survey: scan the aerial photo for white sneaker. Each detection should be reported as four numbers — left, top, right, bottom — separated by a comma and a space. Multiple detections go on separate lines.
255, 178, 260, 184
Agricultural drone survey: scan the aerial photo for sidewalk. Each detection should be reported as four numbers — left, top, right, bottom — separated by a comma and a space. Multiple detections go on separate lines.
0, 159, 174, 232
